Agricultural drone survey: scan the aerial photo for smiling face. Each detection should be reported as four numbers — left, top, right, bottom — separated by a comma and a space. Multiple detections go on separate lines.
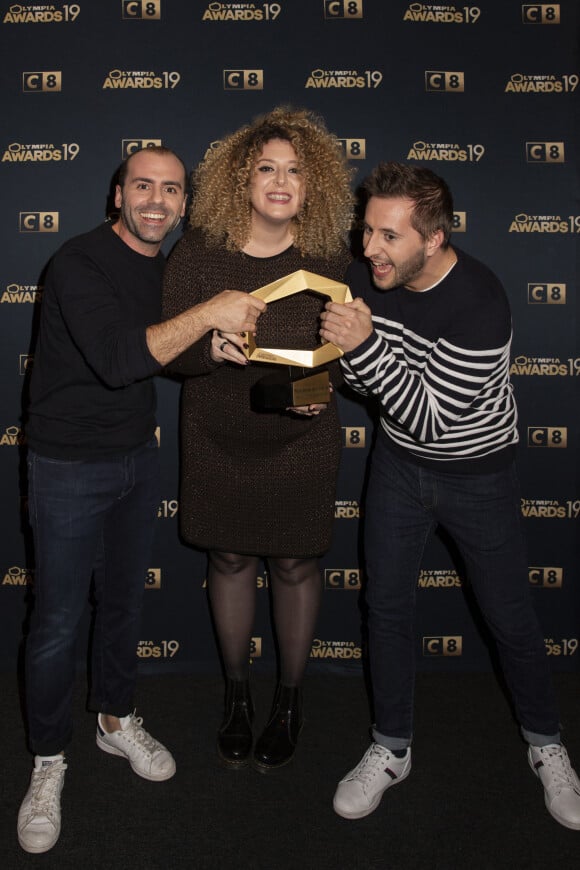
363, 195, 442, 291
114, 149, 187, 256
247, 138, 306, 230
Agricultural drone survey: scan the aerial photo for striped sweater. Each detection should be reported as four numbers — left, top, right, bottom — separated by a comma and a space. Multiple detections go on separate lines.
341, 248, 518, 472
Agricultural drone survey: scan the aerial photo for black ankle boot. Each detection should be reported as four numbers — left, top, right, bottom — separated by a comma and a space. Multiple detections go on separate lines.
253, 684, 303, 773
217, 679, 254, 768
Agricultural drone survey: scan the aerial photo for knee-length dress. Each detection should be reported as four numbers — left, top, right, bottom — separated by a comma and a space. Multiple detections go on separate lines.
162, 228, 351, 557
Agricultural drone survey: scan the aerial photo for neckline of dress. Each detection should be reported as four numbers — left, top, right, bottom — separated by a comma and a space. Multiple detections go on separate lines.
240, 243, 294, 261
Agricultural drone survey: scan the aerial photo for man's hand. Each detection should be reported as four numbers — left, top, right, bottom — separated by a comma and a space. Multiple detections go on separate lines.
202, 290, 266, 335
148, 291, 265, 367
320, 298, 373, 354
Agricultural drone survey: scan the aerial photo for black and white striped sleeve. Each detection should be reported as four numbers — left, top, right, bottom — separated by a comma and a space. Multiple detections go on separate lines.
341, 316, 513, 445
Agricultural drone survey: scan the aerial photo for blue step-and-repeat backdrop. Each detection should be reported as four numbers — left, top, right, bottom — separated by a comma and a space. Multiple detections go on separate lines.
1, 0, 578, 675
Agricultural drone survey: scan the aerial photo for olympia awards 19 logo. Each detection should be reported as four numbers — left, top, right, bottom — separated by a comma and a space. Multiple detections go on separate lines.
403, 3, 481, 23
0, 425, 24, 446
509, 214, 580, 233
544, 638, 578, 657
137, 640, 180, 659
2, 566, 34, 586
520, 499, 580, 519
1, 283, 43, 303
510, 356, 580, 376
202, 2, 283, 20
2, 142, 79, 163
103, 70, 180, 89
505, 73, 578, 93
305, 69, 382, 89
418, 570, 462, 588
3, 3, 80, 23
310, 639, 361, 659
334, 501, 360, 519
406, 141, 484, 162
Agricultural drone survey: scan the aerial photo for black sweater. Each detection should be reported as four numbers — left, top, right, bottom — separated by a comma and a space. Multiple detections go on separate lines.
26, 222, 163, 459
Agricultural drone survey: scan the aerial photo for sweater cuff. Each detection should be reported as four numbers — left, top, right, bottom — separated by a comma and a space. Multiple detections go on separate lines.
343, 330, 380, 362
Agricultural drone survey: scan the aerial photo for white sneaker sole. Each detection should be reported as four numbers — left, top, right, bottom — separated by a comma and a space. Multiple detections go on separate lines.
544, 803, 580, 831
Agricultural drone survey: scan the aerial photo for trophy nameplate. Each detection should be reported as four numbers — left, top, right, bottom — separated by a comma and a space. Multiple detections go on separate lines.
242, 270, 352, 410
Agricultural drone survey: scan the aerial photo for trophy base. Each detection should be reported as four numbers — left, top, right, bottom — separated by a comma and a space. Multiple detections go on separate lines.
251, 369, 330, 411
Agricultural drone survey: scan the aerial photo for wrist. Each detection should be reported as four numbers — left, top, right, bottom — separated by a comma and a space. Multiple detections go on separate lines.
192, 300, 213, 333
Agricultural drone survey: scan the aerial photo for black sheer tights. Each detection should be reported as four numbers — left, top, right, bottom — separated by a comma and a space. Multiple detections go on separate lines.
207, 551, 322, 686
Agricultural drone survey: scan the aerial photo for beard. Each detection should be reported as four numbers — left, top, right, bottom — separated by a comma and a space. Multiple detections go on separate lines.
370, 247, 427, 290
392, 248, 427, 288
119, 204, 181, 246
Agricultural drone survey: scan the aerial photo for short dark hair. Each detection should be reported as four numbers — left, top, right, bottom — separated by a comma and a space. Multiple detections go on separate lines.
363, 162, 454, 247
117, 145, 188, 190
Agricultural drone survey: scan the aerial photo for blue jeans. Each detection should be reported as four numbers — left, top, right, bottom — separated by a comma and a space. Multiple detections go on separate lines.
365, 432, 560, 751
25, 439, 160, 756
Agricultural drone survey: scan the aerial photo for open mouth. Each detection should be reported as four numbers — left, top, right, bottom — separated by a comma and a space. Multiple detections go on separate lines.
139, 211, 166, 222
370, 261, 393, 277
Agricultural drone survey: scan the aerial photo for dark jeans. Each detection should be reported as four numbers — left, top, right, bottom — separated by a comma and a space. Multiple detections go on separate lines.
365, 432, 560, 751
25, 439, 160, 756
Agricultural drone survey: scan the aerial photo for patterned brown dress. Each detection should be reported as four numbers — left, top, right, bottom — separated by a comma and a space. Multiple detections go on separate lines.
162, 228, 351, 557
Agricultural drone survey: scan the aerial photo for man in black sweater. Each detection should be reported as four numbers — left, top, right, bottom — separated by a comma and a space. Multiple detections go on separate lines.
17, 146, 265, 854
320, 162, 580, 831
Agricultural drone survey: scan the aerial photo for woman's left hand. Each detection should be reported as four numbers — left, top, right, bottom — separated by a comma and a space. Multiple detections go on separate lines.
287, 403, 328, 416
287, 380, 332, 415
210, 329, 249, 365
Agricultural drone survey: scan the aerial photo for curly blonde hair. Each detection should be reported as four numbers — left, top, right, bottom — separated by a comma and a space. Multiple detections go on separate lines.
190, 106, 354, 257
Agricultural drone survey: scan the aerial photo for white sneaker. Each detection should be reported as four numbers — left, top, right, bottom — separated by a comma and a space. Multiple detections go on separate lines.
333, 743, 411, 819
96, 712, 176, 781
17, 756, 67, 853
528, 743, 580, 830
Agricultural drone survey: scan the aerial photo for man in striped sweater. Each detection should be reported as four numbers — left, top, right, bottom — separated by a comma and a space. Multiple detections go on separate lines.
320, 162, 580, 830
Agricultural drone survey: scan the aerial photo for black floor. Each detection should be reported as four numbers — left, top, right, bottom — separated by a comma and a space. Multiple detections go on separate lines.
1, 670, 579, 869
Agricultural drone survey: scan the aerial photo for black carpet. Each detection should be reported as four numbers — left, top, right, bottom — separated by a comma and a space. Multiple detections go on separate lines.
1, 671, 578, 869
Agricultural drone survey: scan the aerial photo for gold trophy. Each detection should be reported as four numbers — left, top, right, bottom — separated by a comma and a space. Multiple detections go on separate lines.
241, 270, 352, 410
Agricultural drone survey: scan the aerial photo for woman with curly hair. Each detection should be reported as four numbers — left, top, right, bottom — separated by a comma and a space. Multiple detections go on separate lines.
162, 106, 353, 772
